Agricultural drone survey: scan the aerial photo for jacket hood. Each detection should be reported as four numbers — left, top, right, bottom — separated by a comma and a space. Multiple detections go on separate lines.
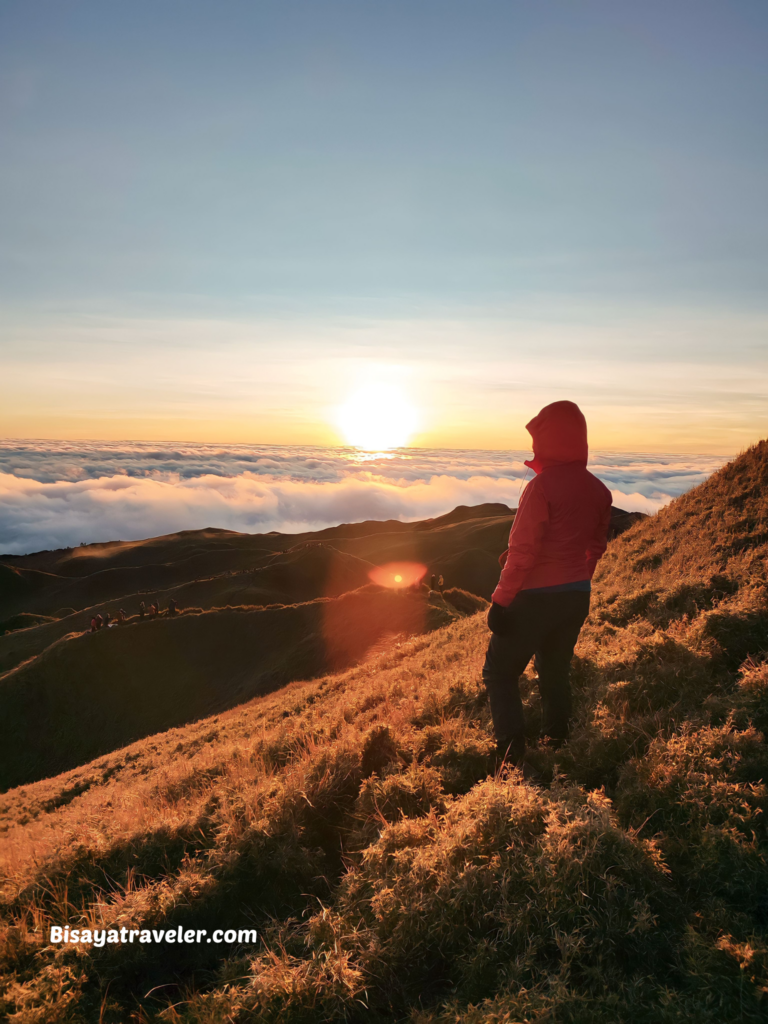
524, 400, 588, 474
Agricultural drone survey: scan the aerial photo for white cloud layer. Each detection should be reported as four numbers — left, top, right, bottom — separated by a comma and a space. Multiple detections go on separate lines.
0, 441, 727, 555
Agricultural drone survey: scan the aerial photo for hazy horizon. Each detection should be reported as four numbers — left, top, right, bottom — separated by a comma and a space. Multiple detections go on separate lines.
0, 431, 744, 456
0, 438, 727, 555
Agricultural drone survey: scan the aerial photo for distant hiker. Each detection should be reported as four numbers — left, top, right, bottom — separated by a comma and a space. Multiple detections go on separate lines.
438, 574, 444, 592
149, 603, 158, 619
95, 613, 103, 630
103, 611, 110, 628
118, 609, 126, 624
484, 401, 612, 772
139, 601, 146, 620
430, 573, 436, 590
168, 598, 177, 616
90, 617, 97, 632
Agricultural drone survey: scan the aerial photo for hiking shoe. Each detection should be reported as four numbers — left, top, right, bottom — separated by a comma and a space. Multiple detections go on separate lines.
538, 733, 567, 752
493, 753, 545, 786
494, 736, 525, 771
518, 759, 545, 785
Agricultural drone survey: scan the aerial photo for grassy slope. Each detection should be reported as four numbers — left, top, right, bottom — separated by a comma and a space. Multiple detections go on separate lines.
0, 545, 378, 676
1, 448, 767, 1021
0, 586, 482, 791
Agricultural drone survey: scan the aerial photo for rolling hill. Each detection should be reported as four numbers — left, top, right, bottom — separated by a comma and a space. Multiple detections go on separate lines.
0, 503, 641, 623
0, 503, 641, 790
0, 585, 486, 790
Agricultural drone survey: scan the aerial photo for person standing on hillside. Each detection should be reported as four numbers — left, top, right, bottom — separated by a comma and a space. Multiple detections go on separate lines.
484, 400, 613, 773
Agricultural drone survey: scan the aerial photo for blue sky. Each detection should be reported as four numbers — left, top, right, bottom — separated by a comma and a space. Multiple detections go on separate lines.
1, 1, 766, 451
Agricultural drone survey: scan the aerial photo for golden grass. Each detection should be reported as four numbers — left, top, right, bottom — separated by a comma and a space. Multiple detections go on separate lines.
1, 441, 768, 1021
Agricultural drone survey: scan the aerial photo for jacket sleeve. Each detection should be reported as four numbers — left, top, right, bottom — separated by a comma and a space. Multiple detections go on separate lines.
585, 493, 613, 578
491, 479, 550, 606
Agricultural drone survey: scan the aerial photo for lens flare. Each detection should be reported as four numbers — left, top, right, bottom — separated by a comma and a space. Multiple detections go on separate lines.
368, 561, 427, 589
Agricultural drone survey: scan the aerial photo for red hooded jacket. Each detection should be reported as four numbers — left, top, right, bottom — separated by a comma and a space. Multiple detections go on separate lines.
491, 401, 613, 607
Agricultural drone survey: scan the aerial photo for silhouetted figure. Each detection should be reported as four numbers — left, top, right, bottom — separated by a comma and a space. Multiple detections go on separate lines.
438, 575, 444, 592
168, 598, 177, 616
118, 609, 126, 624
103, 611, 110, 628
90, 617, 97, 633
139, 601, 146, 620
95, 614, 103, 630
484, 401, 612, 771
149, 603, 158, 619
430, 574, 436, 590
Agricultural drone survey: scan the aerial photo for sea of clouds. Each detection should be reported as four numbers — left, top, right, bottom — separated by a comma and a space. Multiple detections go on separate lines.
0, 441, 727, 555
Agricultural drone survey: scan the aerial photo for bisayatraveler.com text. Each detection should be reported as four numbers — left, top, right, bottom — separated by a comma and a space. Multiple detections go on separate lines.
50, 926, 258, 947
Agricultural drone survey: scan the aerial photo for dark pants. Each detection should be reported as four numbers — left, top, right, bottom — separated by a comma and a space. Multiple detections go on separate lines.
483, 590, 590, 748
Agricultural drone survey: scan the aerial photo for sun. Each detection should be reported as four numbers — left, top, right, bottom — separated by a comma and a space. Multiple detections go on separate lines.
336, 382, 419, 450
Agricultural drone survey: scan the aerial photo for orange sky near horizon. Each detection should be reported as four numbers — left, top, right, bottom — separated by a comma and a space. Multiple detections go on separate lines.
1, 311, 765, 458
0, 405, 754, 457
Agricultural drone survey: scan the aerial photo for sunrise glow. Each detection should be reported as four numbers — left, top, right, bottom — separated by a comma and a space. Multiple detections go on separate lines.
336, 383, 419, 450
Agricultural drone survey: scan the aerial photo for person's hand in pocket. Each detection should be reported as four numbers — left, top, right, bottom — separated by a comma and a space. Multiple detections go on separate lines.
487, 601, 510, 635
